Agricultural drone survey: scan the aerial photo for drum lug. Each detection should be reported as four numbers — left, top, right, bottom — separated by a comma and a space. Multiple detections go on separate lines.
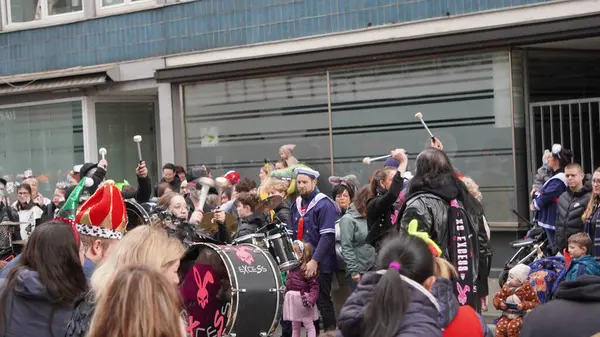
259, 333, 268, 336
232, 288, 247, 293
269, 287, 284, 293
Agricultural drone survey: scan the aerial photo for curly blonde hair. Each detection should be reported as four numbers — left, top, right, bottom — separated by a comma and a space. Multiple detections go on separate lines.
459, 176, 482, 202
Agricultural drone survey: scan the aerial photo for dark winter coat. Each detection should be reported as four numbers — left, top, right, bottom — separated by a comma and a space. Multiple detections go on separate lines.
273, 199, 291, 225
0, 269, 78, 337
234, 213, 264, 239
520, 275, 600, 337
337, 271, 441, 337
365, 170, 405, 250
555, 175, 592, 252
285, 266, 319, 306
65, 292, 96, 337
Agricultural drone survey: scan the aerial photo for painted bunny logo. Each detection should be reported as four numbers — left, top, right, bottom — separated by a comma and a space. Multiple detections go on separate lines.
230, 246, 254, 264
194, 266, 214, 309
456, 283, 470, 306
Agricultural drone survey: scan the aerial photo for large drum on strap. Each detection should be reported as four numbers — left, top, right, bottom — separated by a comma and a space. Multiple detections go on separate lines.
180, 243, 283, 337
125, 200, 151, 231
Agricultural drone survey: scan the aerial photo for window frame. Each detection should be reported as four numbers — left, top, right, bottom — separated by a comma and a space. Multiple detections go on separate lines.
95, 0, 156, 17
1, 0, 85, 31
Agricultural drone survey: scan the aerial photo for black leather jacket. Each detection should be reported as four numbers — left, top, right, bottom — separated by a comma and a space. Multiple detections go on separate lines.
365, 171, 405, 250
399, 192, 491, 299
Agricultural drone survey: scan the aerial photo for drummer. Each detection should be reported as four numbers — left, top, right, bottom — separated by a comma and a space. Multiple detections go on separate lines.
218, 192, 264, 240
261, 178, 292, 226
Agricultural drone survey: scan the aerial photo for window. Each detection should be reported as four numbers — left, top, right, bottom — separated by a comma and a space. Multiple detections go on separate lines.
6, 0, 83, 24
101, 0, 147, 7
0, 100, 84, 198
183, 73, 333, 190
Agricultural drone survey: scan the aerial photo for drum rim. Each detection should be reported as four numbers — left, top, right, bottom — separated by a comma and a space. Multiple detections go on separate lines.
189, 242, 282, 336
124, 199, 151, 224
266, 232, 286, 240
233, 233, 265, 242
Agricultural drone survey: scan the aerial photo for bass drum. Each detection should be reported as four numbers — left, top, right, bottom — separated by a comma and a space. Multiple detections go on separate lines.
125, 200, 151, 231
180, 243, 283, 337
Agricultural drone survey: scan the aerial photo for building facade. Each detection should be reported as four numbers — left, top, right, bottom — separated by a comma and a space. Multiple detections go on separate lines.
2, 0, 600, 273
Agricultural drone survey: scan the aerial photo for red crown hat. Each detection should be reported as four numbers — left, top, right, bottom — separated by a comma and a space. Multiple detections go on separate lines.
222, 170, 240, 185
75, 180, 127, 240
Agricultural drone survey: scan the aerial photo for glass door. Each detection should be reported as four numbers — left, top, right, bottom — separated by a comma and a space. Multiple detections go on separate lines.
95, 101, 158, 186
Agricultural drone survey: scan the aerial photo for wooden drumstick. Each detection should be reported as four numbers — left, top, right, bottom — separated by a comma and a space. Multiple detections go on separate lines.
133, 135, 143, 163
415, 112, 435, 140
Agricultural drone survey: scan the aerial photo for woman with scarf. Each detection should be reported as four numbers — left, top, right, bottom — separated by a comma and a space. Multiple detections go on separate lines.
365, 149, 408, 250
399, 147, 487, 312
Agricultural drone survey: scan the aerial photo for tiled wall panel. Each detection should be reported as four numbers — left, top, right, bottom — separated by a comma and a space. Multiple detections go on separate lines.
0, 0, 553, 76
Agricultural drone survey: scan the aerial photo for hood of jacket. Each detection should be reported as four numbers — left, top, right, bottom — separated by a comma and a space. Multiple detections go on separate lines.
555, 275, 600, 302
430, 277, 459, 328
567, 173, 593, 197
345, 203, 363, 219
338, 271, 440, 337
411, 174, 459, 202
13, 268, 51, 301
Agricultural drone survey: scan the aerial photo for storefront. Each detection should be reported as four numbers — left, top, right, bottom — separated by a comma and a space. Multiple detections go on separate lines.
180, 50, 524, 226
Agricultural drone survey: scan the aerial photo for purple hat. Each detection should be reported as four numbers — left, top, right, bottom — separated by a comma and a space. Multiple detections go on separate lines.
384, 157, 400, 168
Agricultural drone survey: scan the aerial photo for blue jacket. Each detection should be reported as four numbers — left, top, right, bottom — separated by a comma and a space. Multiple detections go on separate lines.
534, 173, 567, 230
337, 271, 441, 337
0, 269, 76, 337
289, 190, 339, 273
565, 255, 600, 281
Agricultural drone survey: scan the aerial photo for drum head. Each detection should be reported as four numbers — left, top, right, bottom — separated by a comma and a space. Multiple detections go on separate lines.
125, 200, 150, 231
180, 243, 283, 337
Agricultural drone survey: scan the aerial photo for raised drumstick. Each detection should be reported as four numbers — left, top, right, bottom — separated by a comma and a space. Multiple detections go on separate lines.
415, 112, 435, 140
362, 154, 391, 165
133, 135, 143, 162
99, 148, 107, 160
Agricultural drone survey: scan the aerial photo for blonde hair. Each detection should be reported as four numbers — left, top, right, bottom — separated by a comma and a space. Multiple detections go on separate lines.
583, 167, 600, 223
459, 176, 482, 202
90, 226, 184, 299
433, 257, 458, 279
87, 265, 184, 337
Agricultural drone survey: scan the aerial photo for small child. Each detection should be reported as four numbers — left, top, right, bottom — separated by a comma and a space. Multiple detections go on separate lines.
284, 240, 319, 337
531, 149, 552, 198
493, 264, 540, 337
565, 232, 600, 281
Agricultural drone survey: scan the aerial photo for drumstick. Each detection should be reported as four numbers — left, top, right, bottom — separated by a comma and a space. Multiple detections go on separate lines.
362, 154, 391, 165
133, 135, 143, 162
415, 112, 435, 140
98, 148, 107, 160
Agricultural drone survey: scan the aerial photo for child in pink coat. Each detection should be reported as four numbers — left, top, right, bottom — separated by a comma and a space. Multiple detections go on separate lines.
283, 240, 320, 337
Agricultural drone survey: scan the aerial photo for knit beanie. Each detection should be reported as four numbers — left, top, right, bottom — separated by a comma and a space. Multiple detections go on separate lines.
384, 157, 400, 168
509, 264, 531, 284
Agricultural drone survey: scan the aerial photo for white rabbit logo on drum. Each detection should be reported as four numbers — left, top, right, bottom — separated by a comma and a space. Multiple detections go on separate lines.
194, 266, 214, 309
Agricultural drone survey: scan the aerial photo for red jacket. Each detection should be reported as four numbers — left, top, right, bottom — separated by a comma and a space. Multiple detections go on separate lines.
443, 306, 484, 337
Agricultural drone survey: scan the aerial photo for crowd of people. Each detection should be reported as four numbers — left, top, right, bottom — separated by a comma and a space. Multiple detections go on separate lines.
1, 137, 600, 337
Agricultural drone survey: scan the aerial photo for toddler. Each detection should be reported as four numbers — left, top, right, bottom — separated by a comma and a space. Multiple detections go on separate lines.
283, 240, 319, 337
530, 149, 552, 198
494, 264, 540, 337
565, 232, 600, 281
